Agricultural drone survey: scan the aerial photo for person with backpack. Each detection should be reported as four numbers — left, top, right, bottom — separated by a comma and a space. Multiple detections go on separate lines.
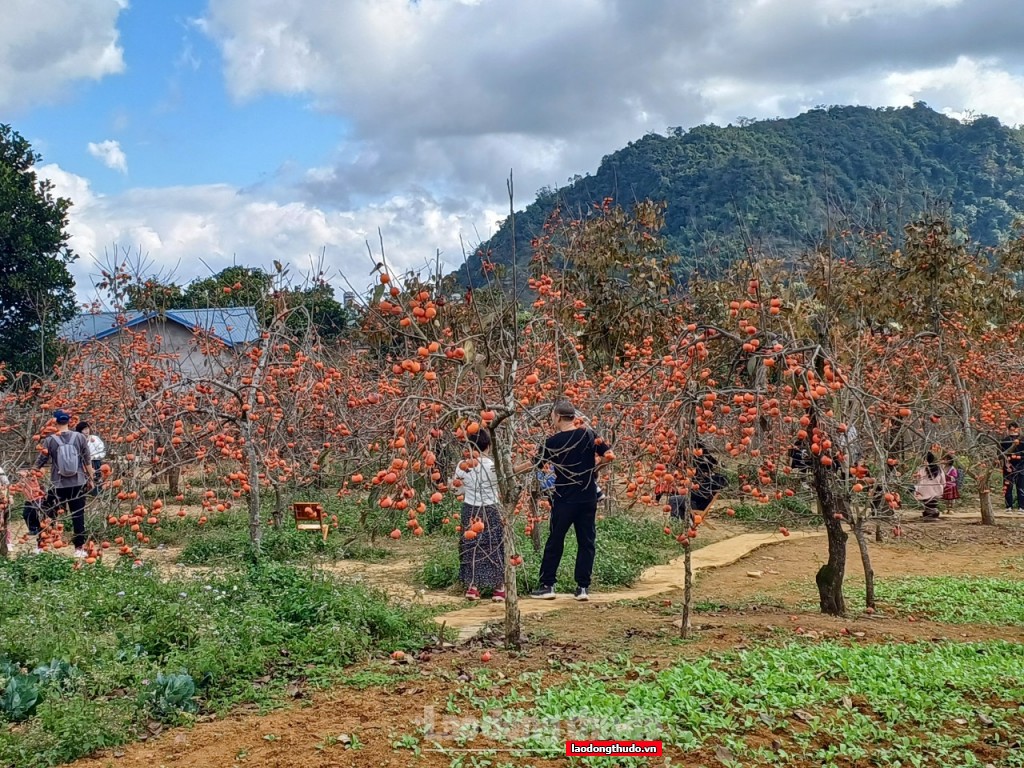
34, 410, 92, 557
517, 399, 612, 602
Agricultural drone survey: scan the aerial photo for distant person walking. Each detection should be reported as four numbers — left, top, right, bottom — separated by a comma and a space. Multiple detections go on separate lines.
75, 421, 106, 494
913, 452, 945, 521
689, 442, 727, 514
999, 422, 1024, 511
454, 430, 506, 603
519, 400, 612, 602
35, 410, 92, 557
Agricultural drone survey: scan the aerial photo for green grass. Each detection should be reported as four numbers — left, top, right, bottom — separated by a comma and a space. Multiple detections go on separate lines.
863, 576, 1024, 626
415, 513, 692, 593
728, 496, 817, 526
148, 511, 392, 565
420, 642, 1024, 766
0, 554, 435, 767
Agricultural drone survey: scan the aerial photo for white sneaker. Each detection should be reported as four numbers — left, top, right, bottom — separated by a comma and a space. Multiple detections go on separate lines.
73, 549, 88, 559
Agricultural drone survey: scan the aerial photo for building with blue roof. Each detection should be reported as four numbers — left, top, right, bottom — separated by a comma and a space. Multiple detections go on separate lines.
59, 307, 261, 378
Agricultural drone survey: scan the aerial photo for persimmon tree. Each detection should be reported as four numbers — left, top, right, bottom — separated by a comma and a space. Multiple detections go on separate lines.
824, 218, 1024, 525
0, 260, 374, 560
7, 201, 1024, 632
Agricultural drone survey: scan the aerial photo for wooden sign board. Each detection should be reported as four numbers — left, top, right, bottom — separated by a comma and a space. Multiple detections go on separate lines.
293, 502, 328, 540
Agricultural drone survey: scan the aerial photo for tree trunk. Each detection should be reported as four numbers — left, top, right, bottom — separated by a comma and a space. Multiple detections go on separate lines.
978, 470, 996, 526
245, 435, 262, 554
489, 417, 522, 650
852, 519, 875, 610
812, 463, 848, 616
0, 502, 9, 559
502, 519, 522, 650
679, 543, 693, 638
528, 492, 543, 552
945, 356, 994, 526
816, 521, 847, 616
167, 465, 180, 496
242, 336, 272, 554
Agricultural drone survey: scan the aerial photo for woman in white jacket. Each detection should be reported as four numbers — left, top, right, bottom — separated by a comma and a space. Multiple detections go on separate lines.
75, 421, 106, 494
453, 430, 506, 603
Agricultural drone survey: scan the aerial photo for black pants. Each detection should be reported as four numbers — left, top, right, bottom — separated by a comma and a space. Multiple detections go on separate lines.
667, 495, 688, 520
922, 498, 939, 518
1005, 471, 1024, 509
90, 460, 103, 495
23, 502, 46, 536
539, 501, 597, 589
54, 485, 87, 548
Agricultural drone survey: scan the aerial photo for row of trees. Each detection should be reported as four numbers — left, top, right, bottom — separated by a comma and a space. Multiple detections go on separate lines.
4, 117, 1024, 647
3, 188, 1024, 649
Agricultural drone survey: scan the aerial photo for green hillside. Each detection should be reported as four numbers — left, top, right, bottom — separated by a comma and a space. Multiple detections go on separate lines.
458, 103, 1024, 284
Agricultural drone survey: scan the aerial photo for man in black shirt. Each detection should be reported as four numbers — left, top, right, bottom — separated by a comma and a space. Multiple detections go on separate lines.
999, 422, 1024, 511
522, 400, 611, 601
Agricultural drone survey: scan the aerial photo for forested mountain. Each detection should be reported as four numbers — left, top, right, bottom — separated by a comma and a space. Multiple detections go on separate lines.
457, 103, 1024, 284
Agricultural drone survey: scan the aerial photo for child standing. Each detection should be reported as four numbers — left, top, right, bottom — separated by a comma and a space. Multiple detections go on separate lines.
941, 453, 960, 512
454, 430, 506, 603
15, 468, 49, 553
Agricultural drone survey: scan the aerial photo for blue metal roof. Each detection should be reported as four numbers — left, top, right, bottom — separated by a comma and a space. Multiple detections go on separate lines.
60, 307, 260, 347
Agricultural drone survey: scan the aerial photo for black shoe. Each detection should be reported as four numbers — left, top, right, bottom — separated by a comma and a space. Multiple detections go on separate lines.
530, 586, 556, 600
574, 587, 590, 602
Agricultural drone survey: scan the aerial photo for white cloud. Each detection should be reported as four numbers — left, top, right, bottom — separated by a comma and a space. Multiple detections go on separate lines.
87, 139, 128, 174
198, 0, 1024, 214
19, 0, 1024, 311
881, 57, 1024, 126
0, 0, 127, 113
38, 164, 501, 303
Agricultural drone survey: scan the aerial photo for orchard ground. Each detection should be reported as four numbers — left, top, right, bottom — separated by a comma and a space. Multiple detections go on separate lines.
4, 498, 1024, 768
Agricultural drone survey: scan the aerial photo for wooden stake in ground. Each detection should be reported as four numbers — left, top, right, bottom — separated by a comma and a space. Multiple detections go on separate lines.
679, 542, 693, 639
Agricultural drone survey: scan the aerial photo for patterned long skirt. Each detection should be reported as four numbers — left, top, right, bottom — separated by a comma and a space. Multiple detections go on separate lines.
459, 503, 505, 588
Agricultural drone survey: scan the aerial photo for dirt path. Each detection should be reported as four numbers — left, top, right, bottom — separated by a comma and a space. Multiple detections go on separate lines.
319, 560, 461, 606
435, 530, 823, 640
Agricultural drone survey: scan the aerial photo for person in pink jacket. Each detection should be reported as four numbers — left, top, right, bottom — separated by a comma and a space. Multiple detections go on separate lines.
913, 452, 945, 521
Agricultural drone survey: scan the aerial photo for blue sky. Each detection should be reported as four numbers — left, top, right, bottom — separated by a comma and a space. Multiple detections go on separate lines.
16, 1, 343, 194
4, 0, 1024, 303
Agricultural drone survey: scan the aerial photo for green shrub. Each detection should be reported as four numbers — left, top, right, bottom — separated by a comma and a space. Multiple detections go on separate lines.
729, 496, 816, 525
177, 517, 357, 565
0, 553, 434, 766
